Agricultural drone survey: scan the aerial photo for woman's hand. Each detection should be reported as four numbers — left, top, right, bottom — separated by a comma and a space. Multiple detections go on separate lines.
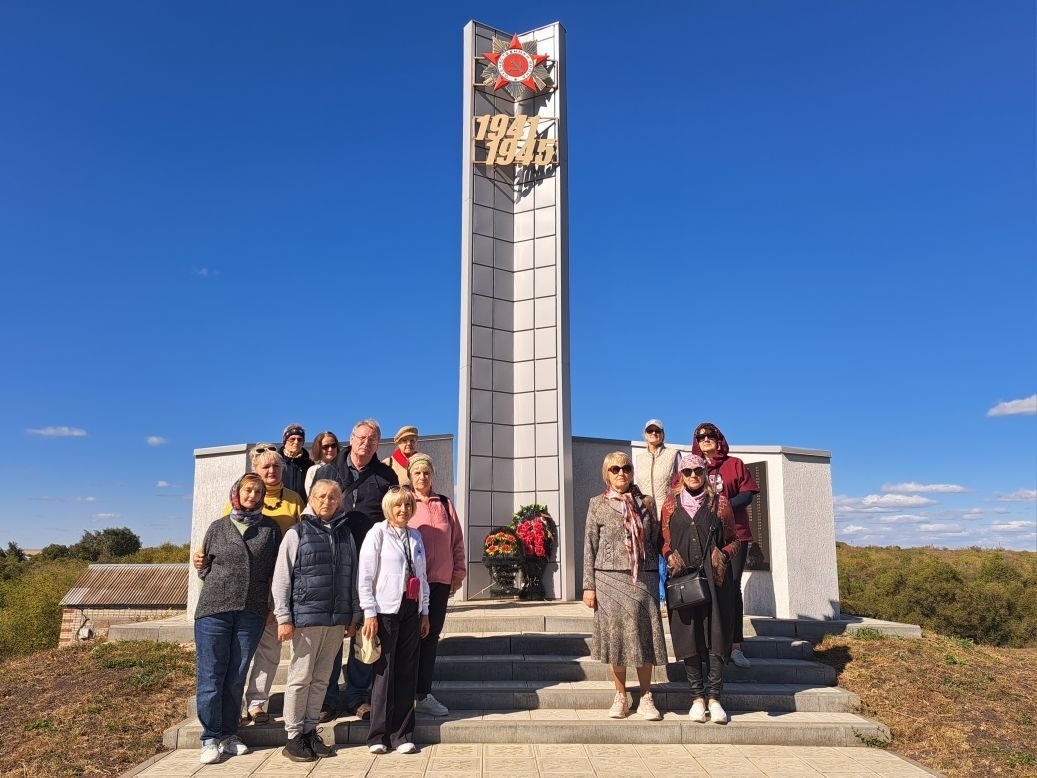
277, 623, 294, 642
362, 616, 378, 640
449, 577, 463, 595
711, 548, 728, 585
582, 589, 596, 609
420, 615, 431, 638
666, 550, 686, 575
192, 549, 208, 571
346, 622, 357, 638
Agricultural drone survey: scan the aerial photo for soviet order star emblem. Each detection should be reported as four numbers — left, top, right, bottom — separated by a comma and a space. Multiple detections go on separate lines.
481, 33, 552, 99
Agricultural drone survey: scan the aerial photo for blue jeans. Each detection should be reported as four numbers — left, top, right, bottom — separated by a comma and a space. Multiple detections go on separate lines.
323, 632, 374, 713
194, 610, 266, 744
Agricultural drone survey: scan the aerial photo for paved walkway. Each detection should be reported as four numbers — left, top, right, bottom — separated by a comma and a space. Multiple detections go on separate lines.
128, 743, 939, 776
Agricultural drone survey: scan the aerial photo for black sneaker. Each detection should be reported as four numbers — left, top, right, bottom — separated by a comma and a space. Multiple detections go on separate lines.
305, 729, 335, 758
282, 734, 316, 762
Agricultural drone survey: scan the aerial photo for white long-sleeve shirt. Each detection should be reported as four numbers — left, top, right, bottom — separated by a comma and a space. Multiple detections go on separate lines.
358, 521, 430, 618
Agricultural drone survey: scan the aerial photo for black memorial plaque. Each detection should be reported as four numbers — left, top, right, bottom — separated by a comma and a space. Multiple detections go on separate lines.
744, 461, 770, 571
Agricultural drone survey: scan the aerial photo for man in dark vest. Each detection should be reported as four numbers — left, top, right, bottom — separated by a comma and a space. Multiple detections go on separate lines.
313, 419, 398, 721
272, 479, 360, 761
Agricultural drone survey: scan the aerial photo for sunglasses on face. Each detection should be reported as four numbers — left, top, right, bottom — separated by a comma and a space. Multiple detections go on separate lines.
253, 445, 277, 454
323, 442, 339, 450
695, 432, 717, 442
681, 467, 706, 477
608, 464, 634, 475
388, 484, 414, 493
645, 428, 662, 434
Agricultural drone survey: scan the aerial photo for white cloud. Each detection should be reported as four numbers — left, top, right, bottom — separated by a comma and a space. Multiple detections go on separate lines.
156, 480, 172, 488
994, 489, 1037, 502
881, 482, 967, 494
918, 523, 962, 532
878, 513, 929, 524
193, 267, 220, 279
26, 426, 87, 437
35, 496, 97, 503
834, 494, 937, 515
990, 521, 1037, 533
146, 436, 168, 447
840, 524, 870, 535
987, 394, 1037, 417
92, 513, 122, 520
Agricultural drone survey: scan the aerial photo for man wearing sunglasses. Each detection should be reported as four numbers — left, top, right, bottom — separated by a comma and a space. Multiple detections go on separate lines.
312, 419, 399, 722
633, 420, 680, 601
691, 422, 759, 669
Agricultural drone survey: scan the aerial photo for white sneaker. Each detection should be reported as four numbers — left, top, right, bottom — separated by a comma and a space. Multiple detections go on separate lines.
219, 735, 250, 756
708, 699, 729, 724
415, 693, 449, 716
369, 744, 388, 755
199, 742, 221, 764
730, 648, 752, 669
608, 691, 630, 719
688, 699, 706, 723
638, 691, 662, 721
396, 742, 419, 754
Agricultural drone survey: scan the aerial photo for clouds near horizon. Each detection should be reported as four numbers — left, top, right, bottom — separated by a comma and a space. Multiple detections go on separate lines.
987, 395, 1037, 416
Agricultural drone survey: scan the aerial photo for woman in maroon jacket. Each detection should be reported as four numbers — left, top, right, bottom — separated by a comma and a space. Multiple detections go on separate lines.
692, 422, 759, 669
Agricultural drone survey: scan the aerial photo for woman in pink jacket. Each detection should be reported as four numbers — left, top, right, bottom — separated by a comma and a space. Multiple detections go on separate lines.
406, 453, 466, 716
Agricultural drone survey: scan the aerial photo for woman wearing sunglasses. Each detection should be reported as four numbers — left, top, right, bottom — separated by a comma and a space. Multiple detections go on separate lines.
659, 453, 740, 724
582, 452, 668, 721
691, 422, 760, 669
305, 431, 340, 499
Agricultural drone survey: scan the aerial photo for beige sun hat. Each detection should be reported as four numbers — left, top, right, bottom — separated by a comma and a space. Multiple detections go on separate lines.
355, 631, 381, 664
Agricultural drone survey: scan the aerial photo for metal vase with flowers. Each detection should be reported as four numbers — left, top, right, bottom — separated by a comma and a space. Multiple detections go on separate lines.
511, 504, 557, 601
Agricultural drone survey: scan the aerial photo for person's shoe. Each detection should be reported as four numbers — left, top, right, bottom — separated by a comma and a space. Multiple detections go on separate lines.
688, 699, 707, 723
415, 693, 449, 716
305, 729, 335, 758
318, 707, 338, 723
730, 648, 752, 669
396, 742, 419, 754
199, 742, 221, 764
638, 691, 662, 721
283, 734, 317, 762
219, 735, 250, 756
353, 702, 372, 721
608, 691, 630, 719
369, 743, 388, 755
708, 699, 729, 724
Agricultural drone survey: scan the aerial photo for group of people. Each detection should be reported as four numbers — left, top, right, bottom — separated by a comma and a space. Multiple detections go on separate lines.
192, 421, 465, 764
191, 416, 757, 764
583, 419, 759, 725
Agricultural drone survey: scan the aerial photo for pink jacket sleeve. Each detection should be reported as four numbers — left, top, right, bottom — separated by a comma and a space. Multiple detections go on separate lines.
448, 499, 467, 581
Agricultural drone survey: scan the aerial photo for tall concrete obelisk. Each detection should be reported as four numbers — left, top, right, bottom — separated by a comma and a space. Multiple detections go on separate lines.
456, 21, 575, 600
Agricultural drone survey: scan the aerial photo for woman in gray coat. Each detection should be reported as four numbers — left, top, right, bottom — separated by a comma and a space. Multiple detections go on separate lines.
582, 451, 668, 721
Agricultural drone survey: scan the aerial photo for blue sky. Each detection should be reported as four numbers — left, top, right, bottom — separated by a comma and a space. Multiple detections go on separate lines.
1, 1, 1034, 551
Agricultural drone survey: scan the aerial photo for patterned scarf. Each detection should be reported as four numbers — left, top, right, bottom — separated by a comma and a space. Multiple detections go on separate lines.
229, 475, 266, 526
605, 485, 647, 582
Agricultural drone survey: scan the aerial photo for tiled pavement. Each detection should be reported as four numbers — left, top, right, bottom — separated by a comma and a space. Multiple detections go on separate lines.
127, 743, 939, 777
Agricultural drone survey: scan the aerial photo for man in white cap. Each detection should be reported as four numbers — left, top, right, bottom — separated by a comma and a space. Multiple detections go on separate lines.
634, 419, 680, 600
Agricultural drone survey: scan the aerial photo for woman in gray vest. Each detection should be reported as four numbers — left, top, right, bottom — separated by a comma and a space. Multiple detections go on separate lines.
272, 480, 361, 762
194, 474, 281, 765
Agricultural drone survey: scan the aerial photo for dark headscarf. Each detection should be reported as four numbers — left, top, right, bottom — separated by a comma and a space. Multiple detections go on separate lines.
229, 475, 267, 526
691, 421, 730, 468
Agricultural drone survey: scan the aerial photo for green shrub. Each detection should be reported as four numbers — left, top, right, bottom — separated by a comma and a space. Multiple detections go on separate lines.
0, 559, 88, 658
119, 542, 189, 563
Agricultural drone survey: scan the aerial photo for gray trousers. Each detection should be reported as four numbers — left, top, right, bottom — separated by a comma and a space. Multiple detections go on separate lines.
244, 620, 280, 711
284, 625, 346, 738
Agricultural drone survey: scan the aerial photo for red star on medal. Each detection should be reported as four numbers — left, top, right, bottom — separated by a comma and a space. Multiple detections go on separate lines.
483, 33, 549, 93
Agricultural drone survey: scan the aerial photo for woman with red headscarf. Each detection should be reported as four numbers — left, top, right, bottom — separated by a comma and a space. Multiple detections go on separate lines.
692, 422, 759, 669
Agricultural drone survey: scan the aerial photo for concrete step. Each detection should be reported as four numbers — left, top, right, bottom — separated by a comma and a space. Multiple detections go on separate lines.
266, 655, 834, 687
165, 709, 889, 749
437, 632, 815, 660
188, 680, 855, 719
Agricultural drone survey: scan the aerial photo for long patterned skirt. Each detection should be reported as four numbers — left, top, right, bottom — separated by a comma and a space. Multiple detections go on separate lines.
591, 569, 668, 667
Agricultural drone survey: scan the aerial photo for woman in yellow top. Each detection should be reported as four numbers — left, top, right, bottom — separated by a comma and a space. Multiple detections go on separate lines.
193, 443, 304, 723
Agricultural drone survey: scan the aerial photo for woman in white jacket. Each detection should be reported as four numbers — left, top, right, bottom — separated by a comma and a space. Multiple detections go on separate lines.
358, 486, 430, 755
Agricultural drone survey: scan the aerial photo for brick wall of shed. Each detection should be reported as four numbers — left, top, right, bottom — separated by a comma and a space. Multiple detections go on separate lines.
59, 606, 186, 646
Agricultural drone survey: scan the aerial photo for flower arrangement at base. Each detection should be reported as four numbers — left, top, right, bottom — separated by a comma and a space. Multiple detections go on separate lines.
510, 504, 557, 601
481, 528, 522, 598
